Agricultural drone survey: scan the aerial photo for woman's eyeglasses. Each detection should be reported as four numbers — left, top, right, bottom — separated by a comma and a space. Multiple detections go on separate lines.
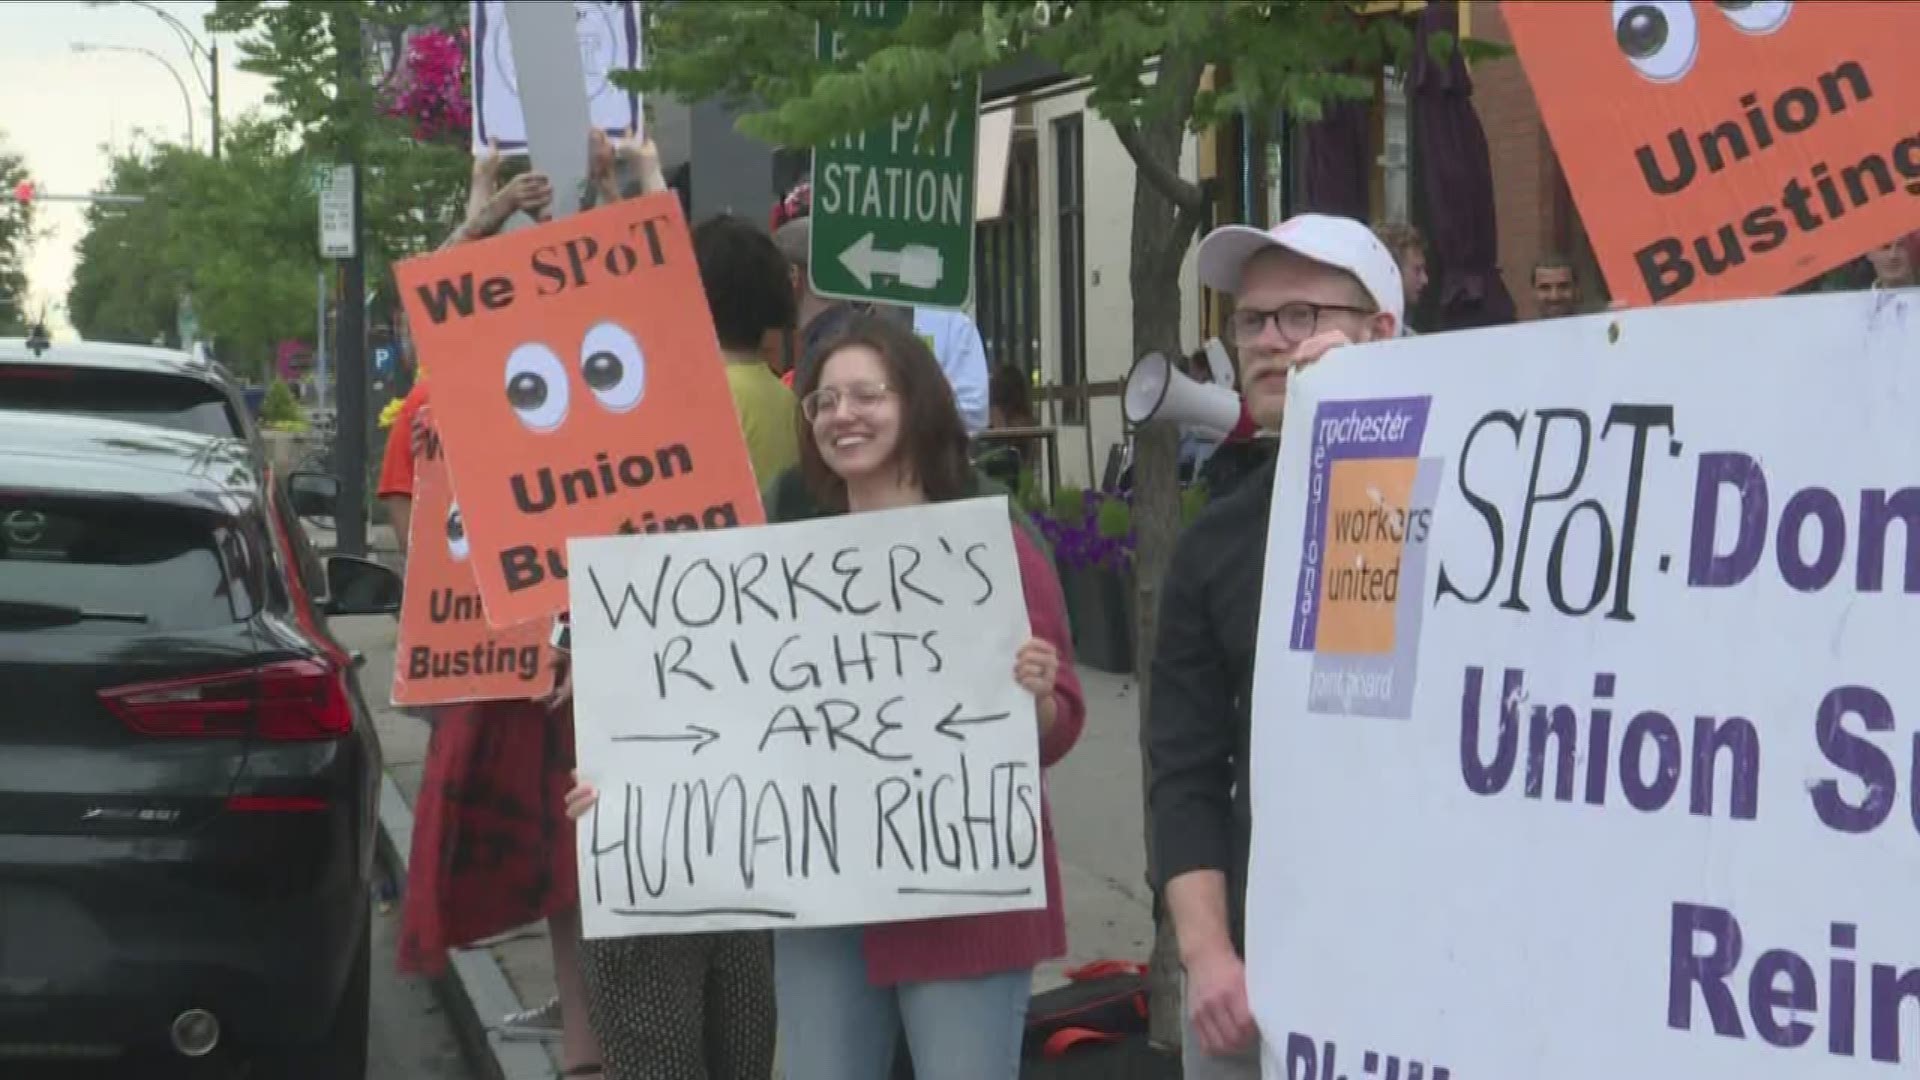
802, 381, 894, 423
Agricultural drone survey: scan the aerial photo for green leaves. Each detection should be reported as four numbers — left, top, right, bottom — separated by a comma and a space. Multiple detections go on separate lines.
66, 117, 321, 377
625, 0, 1455, 196
72, 2, 476, 372
260, 378, 302, 423
0, 132, 32, 336
205, 1, 471, 275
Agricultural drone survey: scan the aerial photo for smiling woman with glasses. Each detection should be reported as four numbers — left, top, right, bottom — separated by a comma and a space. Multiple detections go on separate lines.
563, 316, 1088, 1079
799, 380, 895, 424
779, 316, 1085, 1079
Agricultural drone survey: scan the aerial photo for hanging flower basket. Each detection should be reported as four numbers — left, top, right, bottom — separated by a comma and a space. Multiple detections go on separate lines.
382, 28, 472, 147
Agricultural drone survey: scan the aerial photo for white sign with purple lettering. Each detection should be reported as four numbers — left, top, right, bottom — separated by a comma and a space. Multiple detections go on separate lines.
567, 497, 1045, 937
1248, 288, 1920, 1079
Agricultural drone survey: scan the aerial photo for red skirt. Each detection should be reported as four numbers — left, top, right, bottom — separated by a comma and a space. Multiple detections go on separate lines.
397, 697, 579, 977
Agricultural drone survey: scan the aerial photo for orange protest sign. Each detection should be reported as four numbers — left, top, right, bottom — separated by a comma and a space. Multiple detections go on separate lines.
392, 408, 556, 706
394, 192, 765, 628
1503, 1, 1920, 306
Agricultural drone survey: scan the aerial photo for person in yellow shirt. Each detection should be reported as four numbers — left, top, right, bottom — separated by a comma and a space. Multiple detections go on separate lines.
691, 214, 801, 485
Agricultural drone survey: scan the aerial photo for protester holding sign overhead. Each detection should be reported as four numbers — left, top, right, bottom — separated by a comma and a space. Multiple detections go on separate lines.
394, 128, 662, 1074
548, 213, 796, 1080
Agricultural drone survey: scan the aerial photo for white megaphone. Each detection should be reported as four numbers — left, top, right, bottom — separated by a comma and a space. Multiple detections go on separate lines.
1122, 338, 1249, 437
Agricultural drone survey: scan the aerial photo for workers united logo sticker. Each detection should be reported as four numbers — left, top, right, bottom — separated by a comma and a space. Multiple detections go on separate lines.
1288, 396, 1438, 719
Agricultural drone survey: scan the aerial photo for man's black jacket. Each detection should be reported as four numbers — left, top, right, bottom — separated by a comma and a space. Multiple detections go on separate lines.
1146, 458, 1274, 954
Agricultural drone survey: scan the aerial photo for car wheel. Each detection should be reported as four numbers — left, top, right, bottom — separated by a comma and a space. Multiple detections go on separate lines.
249, 915, 370, 1080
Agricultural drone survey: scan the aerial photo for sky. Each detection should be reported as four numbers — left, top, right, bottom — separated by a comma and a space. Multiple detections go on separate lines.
0, 0, 276, 335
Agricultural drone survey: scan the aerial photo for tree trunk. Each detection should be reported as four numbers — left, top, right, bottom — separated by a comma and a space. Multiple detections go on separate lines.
1117, 60, 1209, 1050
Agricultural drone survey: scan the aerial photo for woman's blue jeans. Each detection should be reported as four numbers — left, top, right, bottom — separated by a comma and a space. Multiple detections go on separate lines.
773, 926, 1032, 1080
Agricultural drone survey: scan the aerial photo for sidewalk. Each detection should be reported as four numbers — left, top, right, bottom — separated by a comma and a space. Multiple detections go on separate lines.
332, 573, 1154, 1079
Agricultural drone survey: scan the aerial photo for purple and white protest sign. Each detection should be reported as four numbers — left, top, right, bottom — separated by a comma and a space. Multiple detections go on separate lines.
1249, 288, 1920, 1079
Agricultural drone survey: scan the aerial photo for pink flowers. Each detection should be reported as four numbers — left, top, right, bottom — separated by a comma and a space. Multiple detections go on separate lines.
384, 28, 472, 145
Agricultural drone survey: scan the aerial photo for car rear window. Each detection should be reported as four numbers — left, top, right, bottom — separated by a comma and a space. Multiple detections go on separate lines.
0, 367, 242, 439
0, 497, 256, 631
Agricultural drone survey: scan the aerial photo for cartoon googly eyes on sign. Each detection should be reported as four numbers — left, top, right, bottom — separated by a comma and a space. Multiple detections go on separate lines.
1715, 0, 1791, 35
1613, 0, 1698, 83
503, 325, 649, 431
446, 503, 469, 562
580, 321, 646, 413
505, 342, 569, 433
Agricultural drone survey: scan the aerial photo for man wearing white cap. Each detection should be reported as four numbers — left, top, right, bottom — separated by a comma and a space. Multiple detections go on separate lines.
1146, 213, 1401, 1078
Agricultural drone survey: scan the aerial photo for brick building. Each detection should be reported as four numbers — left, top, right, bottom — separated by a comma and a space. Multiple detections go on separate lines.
1467, 0, 1605, 319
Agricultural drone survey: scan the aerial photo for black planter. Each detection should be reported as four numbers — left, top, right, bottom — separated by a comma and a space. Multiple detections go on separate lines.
1056, 563, 1135, 674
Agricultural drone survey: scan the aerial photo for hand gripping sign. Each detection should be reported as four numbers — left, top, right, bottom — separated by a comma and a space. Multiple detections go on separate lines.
1503, 0, 1920, 306
395, 192, 766, 628
392, 406, 556, 707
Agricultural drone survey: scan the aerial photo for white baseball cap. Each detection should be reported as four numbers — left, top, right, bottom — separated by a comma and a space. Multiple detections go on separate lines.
1196, 213, 1405, 334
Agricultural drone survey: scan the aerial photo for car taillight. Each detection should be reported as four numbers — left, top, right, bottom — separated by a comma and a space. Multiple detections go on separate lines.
99, 658, 353, 741
225, 794, 328, 813
0, 365, 77, 381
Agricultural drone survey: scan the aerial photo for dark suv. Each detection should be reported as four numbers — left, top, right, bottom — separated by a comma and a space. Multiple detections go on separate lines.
0, 338, 258, 444
0, 336, 339, 577
0, 412, 398, 1075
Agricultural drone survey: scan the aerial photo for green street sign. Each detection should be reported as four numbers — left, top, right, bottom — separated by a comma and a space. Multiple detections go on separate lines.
809, 0, 978, 309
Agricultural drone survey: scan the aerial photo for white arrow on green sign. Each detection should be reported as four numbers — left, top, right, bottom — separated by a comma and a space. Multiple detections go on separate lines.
808, 0, 979, 309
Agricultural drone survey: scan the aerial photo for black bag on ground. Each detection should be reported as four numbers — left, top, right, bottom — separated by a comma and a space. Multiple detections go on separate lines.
1022, 959, 1151, 1059
1021, 1036, 1180, 1079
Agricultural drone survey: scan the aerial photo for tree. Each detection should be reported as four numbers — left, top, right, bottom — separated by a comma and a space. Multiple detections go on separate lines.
208, 1, 473, 282
625, 0, 1493, 1042
0, 133, 34, 336
67, 116, 320, 375
260, 378, 303, 425
67, 150, 189, 349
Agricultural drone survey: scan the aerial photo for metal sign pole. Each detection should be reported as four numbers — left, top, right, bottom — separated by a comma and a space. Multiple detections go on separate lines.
504, 1, 594, 222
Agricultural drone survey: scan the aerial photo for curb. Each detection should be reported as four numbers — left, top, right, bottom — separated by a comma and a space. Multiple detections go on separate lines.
376, 771, 554, 1080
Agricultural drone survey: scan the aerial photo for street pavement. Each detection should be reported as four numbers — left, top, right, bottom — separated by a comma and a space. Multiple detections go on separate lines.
325, 555, 1156, 1076
366, 880, 478, 1080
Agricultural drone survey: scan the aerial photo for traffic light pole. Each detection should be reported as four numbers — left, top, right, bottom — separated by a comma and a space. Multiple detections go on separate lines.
3, 190, 144, 205
332, 25, 369, 558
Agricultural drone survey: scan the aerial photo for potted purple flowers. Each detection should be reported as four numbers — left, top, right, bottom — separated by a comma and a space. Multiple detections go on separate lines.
1031, 486, 1137, 673
1025, 481, 1213, 676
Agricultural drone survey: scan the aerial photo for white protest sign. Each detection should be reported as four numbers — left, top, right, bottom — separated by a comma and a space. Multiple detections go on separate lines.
472, 1, 642, 155
1248, 289, 1920, 1079
568, 497, 1046, 938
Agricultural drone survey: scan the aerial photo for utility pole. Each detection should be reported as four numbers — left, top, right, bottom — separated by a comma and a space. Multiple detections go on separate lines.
314, 269, 329, 413
332, 16, 369, 557
71, 42, 195, 149
82, 2, 221, 157
209, 41, 221, 160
